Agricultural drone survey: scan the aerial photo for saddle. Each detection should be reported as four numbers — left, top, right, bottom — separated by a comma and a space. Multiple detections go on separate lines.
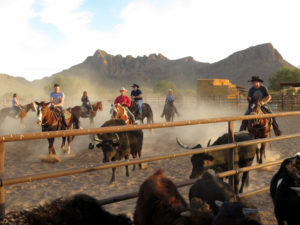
50, 107, 71, 120
81, 105, 90, 114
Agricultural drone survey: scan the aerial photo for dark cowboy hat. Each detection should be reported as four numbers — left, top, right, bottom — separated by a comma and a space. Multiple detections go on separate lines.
131, 83, 139, 88
248, 76, 264, 83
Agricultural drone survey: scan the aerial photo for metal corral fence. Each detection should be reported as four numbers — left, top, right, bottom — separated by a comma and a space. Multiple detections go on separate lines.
1, 112, 300, 218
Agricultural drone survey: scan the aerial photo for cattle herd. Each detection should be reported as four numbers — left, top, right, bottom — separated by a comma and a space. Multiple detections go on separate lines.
0, 116, 300, 225
1, 154, 299, 225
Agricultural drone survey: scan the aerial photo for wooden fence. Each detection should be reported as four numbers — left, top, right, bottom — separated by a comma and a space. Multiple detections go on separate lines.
1, 112, 300, 218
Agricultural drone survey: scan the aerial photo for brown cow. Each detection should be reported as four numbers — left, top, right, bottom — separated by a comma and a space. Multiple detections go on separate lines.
134, 169, 213, 225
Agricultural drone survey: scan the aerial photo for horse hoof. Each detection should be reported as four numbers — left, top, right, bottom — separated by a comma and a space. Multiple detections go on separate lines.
41, 155, 61, 163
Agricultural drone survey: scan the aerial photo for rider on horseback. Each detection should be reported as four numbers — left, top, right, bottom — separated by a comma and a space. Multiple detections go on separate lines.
131, 83, 143, 118
161, 89, 180, 118
239, 76, 282, 136
114, 87, 136, 124
12, 93, 22, 118
81, 91, 92, 114
50, 83, 67, 127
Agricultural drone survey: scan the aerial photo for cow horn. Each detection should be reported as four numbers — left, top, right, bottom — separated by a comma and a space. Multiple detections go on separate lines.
180, 210, 191, 217
176, 137, 201, 149
242, 208, 258, 215
112, 133, 119, 143
290, 187, 300, 192
214, 200, 223, 208
207, 139, 211, 147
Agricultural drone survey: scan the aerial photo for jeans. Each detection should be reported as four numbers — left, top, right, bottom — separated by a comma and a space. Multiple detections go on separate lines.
83, 103, 92, 112
135, 99, 143, 115
57, 106, 67, 126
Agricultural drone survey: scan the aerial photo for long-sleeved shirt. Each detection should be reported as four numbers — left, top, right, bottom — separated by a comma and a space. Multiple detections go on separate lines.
165, 95, 175, 104
114, 95, 131, 107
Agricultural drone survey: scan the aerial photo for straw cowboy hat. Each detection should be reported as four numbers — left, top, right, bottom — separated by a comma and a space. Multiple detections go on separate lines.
248, 76, 264, 83
120, 87, 127, 92
168, 89, 173, 92
131, 83, 139, 88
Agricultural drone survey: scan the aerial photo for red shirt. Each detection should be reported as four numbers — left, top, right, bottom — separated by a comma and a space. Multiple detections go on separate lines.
114, 95, 131, 107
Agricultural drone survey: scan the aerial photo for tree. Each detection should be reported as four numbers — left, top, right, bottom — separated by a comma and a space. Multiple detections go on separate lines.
269, 67, 300, 91
153, 80, 177, 94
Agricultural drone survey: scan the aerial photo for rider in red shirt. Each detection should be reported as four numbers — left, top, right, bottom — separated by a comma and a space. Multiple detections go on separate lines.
114, 87, 135, 123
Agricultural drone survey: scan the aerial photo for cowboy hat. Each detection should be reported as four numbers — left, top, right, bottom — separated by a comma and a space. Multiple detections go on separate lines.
120, 87, 127, 92
168, 89, 173, 92
131, 83, 139, 88
248, 76, 264, 83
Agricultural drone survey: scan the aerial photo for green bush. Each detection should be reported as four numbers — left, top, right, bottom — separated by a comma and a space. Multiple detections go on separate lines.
153, 80, 177, 94
269, 67, 300, 91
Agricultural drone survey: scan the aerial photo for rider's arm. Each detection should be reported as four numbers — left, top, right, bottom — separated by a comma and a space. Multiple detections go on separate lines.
262, 95, 271, 105
54, 97, 64, 107
123, 96, 131, 107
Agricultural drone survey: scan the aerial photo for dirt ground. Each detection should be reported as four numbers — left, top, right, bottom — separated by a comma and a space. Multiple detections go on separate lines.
1, 102, 300, 224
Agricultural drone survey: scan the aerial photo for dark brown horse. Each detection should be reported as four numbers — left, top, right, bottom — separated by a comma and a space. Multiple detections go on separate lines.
0, 102, 36, 127
110, 103, 133, 125
163, 101, 175, 122
68, 101, 103, 125
35, 101, 80, 162
129, 101, 154, 124
247, 99, 272, 164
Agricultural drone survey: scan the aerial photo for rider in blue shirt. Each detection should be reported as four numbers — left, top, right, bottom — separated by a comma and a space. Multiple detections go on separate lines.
131, 84, 143, 117
50, 83, 67, 127
12, 93, 22, 118
161, 89, 180, 118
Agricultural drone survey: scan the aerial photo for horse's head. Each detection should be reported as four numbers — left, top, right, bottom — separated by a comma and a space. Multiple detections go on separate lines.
30, 102, 37, 112
110, 103, 129, 124
35, 101, 50, 125
96, 101, 103, 111
248, 99, 264, 126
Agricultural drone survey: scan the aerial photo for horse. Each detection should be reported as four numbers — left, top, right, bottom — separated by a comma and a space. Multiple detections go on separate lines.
163, 101, 176, 122
110, 103, 133, 125
129, 101, 154, 124
247, 99, 272, 164
68, 101, 103, 126
35, 101, 80, 162
0, 102, 36, 127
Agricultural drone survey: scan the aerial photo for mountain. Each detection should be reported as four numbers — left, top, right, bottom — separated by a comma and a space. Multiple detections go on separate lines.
0, 43, 296, 96
47, 43, 294, 89
196, 43, 294, 86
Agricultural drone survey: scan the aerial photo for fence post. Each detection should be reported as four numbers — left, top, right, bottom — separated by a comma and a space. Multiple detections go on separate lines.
0, 142, 5, 219
228, 121, 235, 188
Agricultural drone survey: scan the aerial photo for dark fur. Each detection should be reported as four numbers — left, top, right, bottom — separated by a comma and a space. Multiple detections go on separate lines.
212, 201, 262, 225
183, 131, 258, 193
134, 169, 213, 225
164, 101, 175, 122
270, 155, 300, 225
0, 194, 132, 225
189, 169, 237, 215
89, 119, 143, 182
129, 102, 154, 124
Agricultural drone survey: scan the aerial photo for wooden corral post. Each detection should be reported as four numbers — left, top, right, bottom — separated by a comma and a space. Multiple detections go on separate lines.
227, 121, 235, 188
0, 142, 5, 218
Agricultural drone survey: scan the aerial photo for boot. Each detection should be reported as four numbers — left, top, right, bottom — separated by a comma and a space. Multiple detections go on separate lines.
272, 119, 282, 136
239, 120, 248, 131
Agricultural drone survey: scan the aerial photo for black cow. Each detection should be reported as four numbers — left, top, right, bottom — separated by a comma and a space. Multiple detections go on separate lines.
270, 154, 300, 225
89, 119, 143, 182
2, 194, 132, 225
134, 169, 213, 225
212, 201, 262, 225
177, 131, 258, 193
189, 169, 237, 215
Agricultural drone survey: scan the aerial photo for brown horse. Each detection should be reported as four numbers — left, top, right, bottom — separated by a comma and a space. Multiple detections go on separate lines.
0, 102, 36, 127
110, 103, 133, 125
68, 101, 103, 125
247, 99, 272, 164
35, 101, 80, 162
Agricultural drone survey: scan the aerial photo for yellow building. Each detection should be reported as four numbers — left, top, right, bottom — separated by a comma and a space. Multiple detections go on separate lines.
197, 79, 240, 99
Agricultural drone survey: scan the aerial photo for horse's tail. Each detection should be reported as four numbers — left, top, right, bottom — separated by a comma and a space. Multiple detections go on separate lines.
145, 103, 154, 124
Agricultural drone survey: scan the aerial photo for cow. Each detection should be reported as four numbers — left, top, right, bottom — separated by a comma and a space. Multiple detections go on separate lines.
212, 201, 262, 225
177, 131, 258, 194
1, 194, 133, 225
88, 119, 143, 182
189, 169, 237, 215
134, 169, 213, 225
270, 153, 300, 225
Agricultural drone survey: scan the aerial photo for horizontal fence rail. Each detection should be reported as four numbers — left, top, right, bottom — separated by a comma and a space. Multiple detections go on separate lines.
1, 111, 300, 218
1, 111, 300, 142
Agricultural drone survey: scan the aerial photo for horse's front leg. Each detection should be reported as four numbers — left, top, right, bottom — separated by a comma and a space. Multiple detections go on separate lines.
66, 136, 72, 154
48, 138, 56, 155
111, 168, 116, 183
61, 136, 67, 154
125, 155, 130, 176
259, 143, 265, 164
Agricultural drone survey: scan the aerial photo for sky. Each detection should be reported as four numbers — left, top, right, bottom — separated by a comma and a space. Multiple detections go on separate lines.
0, 0, 299, 81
